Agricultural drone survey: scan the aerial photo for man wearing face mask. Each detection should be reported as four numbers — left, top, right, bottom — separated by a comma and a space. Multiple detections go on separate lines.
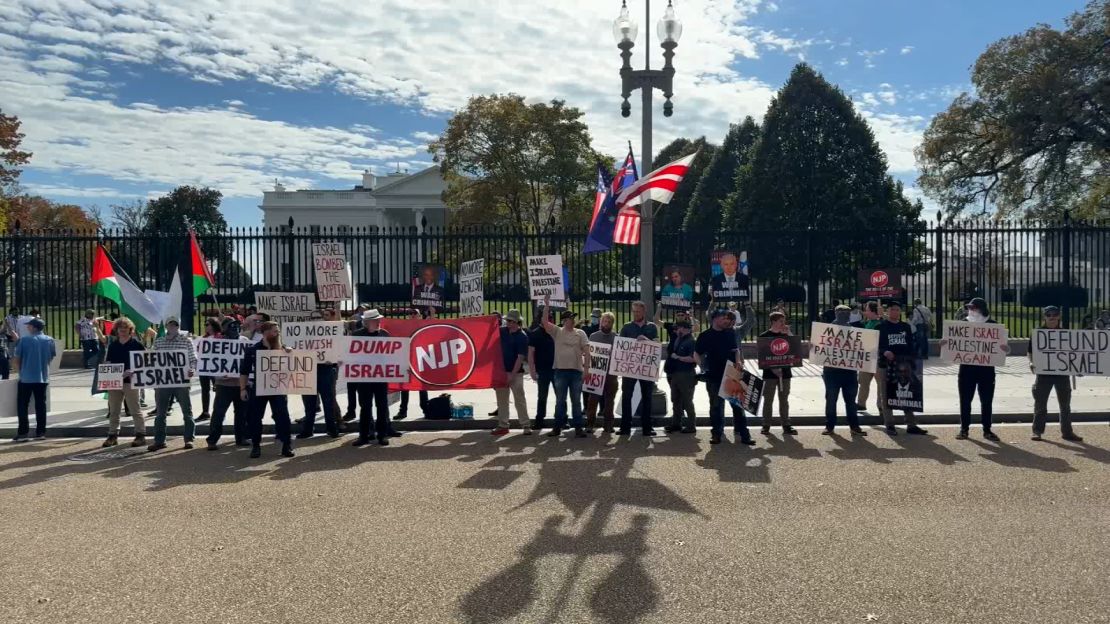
148, 316, 198, 452
821, 305, 867, 436
1029, 306, 1082, 442
206, 318, 252, 449
956, 297, 1008, 441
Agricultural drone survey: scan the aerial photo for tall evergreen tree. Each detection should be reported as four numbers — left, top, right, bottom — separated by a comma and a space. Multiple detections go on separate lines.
730, 64, 924, 287
690, 116, 760, 237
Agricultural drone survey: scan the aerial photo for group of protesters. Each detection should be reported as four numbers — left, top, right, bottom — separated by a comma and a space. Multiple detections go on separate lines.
4, 295, 1093, 454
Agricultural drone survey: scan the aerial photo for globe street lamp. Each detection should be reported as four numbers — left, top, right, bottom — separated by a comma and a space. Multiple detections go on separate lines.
615, 0, 681, 318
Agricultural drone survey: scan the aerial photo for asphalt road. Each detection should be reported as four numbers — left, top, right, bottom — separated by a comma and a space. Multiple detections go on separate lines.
1, 424, 1108, 624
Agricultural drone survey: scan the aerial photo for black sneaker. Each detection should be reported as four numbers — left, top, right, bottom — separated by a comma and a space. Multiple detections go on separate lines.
351, 437, 371, 447
1031, 433, 1044, 441
235, 440, 252, 447
488, 409, 499, 416
885, 426, 898, 436
983, 430, 1000, 441
955, 429, 969, 440
821, 428, 834, 436
249, 445, 261, 458
377, 437, 390, 446
546, 428, 563, 437
1062, 433, 1084, 442
760, 427, 771, 435
850, 428, 868, 437
281, 445, 295, 458
906, 425, 929, 435
710, 435, 722, 445
642, 430, 657, 437
387, 430, 403, 438
783, 427, 799, 435
196, 413, 210, 422
11, 435, 28, 443
738, 438, 756, 446
855, 404, 867, 412
530, 423, 544, 431
206, 442, 219, 451
183, 441, 194, 450
681, 427, 696, 434
617, 429, 632, 436
295, 432, 314, 439
342, 412, 357, 423
664, 426, 680, 433
574, 428, 587, 438
393, 412, 408, 421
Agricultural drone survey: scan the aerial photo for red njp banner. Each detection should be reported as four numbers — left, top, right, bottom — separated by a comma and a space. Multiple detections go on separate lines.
385, 315, 507, 391
857, 268, 903, 300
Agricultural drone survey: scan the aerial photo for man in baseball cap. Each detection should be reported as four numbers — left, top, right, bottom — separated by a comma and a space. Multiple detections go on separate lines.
1030, 305, 1081, 442
148, 315, 198, 452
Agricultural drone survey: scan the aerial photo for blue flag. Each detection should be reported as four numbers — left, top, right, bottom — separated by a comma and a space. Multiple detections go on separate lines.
584, 164, 619, 254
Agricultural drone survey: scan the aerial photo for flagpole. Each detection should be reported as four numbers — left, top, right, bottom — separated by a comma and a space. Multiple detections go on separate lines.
640, 81, 654, 319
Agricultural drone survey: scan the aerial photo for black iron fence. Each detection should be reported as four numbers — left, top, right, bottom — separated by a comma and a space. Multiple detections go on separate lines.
3, 216, 1108, 349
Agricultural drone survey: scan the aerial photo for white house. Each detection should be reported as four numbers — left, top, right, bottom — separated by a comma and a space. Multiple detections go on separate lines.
258, 166, 448, 287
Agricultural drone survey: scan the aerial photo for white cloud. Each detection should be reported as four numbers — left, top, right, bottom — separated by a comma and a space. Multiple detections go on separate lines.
857, 48, 886, 69
23, 184, 139, 198
900, 46, 914, 55
836, 57, 849, 67
859, 110, 925, 174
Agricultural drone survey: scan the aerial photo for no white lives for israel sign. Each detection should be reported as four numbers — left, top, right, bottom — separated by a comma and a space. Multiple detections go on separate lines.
339, 336, 412, 383
130, 350, 192, 388
809, 322, 879, 374
256, 351, 317, 396
526, 255, 565, 302
311, 243, 353, 302
1031, 329, 1110, 376
282, 321, 344, 363
940, 320, 1008, 367
459, 258, 485, 317
608, 336, 661, 382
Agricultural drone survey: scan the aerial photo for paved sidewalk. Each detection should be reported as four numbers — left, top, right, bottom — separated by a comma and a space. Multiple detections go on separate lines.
2, 357, 1107, 437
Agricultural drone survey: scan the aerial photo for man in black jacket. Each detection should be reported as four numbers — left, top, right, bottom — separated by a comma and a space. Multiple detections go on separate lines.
956, 297, 1008, 441
877, 301, 928, 436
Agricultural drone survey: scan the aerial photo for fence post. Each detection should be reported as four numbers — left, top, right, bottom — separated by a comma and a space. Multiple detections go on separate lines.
1061, 210, 1072, 328
933, 211, 944, 335
11, 220, 22, 307
806, 225, 818, 323
284, 216, 295, 290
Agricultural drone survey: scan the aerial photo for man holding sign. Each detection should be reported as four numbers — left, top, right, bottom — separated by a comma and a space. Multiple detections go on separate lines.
695, 309, 755, 445
878, 302, 928, 436
239, 321, 296, 459
584, 313, 618, 433
1029, 306, 1084, 442
756, 311, 801, 436
615, 301, 661, 437
148, 316, 198, 453
811, 306, 868, 436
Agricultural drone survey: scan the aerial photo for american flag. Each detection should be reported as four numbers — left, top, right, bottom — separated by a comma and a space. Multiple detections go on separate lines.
611, 147, 640, 245
616, 152, 698, 215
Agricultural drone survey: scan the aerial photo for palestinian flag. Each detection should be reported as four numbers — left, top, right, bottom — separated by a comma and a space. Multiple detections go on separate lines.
189, 229, 215, 296
90, 244, 162, 332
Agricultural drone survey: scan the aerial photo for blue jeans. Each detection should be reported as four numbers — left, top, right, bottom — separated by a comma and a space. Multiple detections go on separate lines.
552, 369, 583, 430
301, 364, 339, 435
822, 369, 860, 430
533, 369, 554, 426
914, 324, 929, 358
707, 380, 751, 441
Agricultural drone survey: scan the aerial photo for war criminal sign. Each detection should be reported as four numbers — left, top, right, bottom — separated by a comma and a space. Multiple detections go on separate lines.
129, 350, 191, 388
608, 337, 662, 382
195, 338, 248, 378
1031, 329, 1110, 376
527, 255, 566, 302
256, 351, 317, 396
583, 342, 612, 396
940, 320, 1009, 367
884, 356, 923, 412
809, 322, 879, 373
282, 321, 344, 363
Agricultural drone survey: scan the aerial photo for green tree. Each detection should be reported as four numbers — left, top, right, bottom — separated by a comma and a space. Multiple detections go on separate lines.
0, 109, 34, 230
428, 94, 612, 291
731, 64, 925, 288
142, 186, 228, 288
916, 0, 1109, 219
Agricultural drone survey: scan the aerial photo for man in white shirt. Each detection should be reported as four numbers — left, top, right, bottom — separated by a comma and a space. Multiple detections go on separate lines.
909, 298, 932, 359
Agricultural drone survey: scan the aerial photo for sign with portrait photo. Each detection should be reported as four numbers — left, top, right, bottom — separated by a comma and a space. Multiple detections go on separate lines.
411, 263, 446, 309
884, 356, 923, 412
719, 361, 763, 415
660, 263, 695, 309
709, 250, 750, 301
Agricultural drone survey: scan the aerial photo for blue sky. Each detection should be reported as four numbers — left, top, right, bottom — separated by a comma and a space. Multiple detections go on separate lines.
0, 0, 1088, 227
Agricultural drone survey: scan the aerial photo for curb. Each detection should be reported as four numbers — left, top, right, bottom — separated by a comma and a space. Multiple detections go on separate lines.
5, 412, 1107, 438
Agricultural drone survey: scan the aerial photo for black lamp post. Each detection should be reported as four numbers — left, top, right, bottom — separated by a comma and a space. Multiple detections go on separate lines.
615, 0, 682, 318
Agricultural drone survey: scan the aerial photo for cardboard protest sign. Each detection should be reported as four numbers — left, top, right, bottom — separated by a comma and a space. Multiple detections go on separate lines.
255, 292, 316, 317
282, 321, 344, 363
459, 258, 485, 317
719, 361, 762, 415
1031, 329, 1110, 376
940, 320, 1009, 367
857, 268, 903, 300
660, 264, 695, 309
527, 255, 566, 302
96, 363, 124, 391
709, 250, 750, 301
608, 336, 662, 382
312, 242, 353, 302
756, 334, 805, 368
339, 336, 411, 383
884, 357, 923, 412
195, 337, 248, 378
255, 350, 317, 396
584, 341, 612, 396
411, 263, 445, 309
809, 322, 879, 373
129, 350, 192, 389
